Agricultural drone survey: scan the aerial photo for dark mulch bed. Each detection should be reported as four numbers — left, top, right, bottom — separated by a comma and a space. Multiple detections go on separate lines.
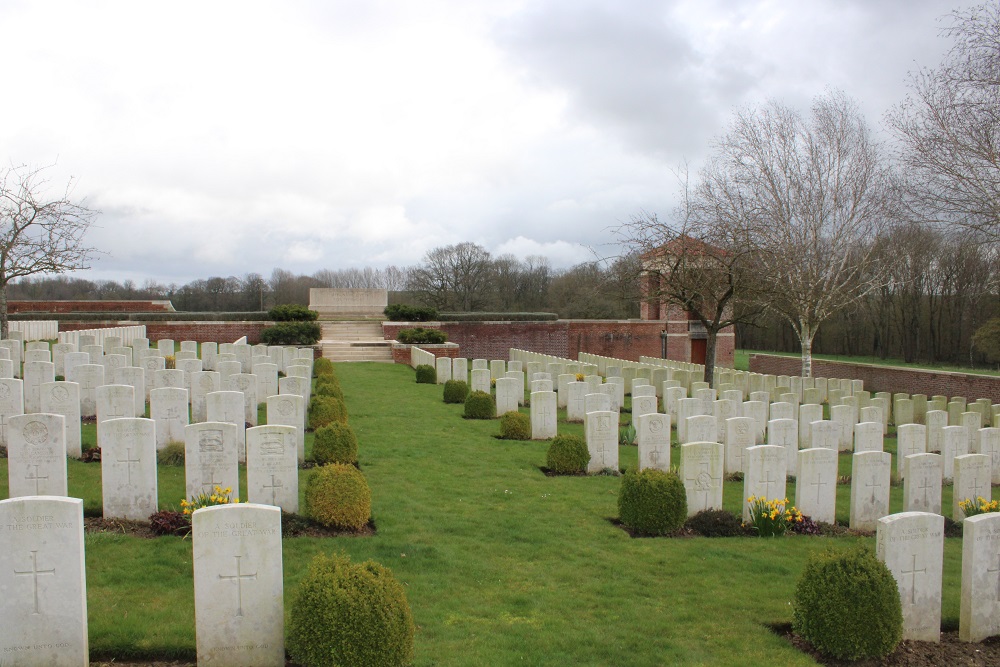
772, 622, 1000, 666
84, 514, 375, 539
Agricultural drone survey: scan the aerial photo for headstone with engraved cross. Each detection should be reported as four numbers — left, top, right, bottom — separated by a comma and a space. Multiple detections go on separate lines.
23, 360, 55, 414
184, 421, 240, 502
903, 453, 943, 514
72, 363, 104, 418
743, 445, 787, 522
207, 390, 248, 463
897, 424, 927, 480
954, 453, 992, 521
247, 424, 298, 512
7, 413, 67, 498
112, 365, 146, 418
877, 511, 944, 642
960, 513, 1000, 642
0, 496, 88, 666
585, 410, 618, 473
151, 387, 190, 450
638, 412, 671, 472
100, 417, 158, 520
850, 450, 891, 531
266, 394, 305, 463
796, 447, 838, 524
40, 381, 81, 458
530, 390, 557, 440
724, 416, 755, 474
680, 441, 724, 516
193, 503, 284, 666
767, 417, 798, 476
97, 384, 135, 426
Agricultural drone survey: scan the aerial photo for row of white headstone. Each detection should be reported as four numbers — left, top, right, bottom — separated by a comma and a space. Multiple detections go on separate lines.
0, 497, 285, 666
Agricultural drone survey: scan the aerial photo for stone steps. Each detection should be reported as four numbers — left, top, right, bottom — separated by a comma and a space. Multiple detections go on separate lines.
320, 321, 394, 362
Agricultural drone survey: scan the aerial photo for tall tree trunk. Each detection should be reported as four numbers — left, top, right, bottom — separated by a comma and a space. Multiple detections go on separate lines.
0, 280, 8, 340
704, 331, 718, 389
799, 322, 815, 378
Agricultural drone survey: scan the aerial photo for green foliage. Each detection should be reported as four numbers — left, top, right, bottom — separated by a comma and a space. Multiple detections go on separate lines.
313, 357, 335, 377
313, 422, 359, 465
315, 381, 345, 401
156, 441, 185, 466
793, 547, 903, 661
398, 327, 448, 344
463, 390, 495, 419
619, 424, 636, 446
287, 552, 415, 667
545, 434, 589, 474
443, 379, 469, 403
415, 364, 437, 384
685, 509, 751, 537
617, 469, 687, 536
499, 411, 531, 440
304, 463, 371, 531
261, 321, 321, 345
268, 304, 319, 321
384, 304, 438, 322
973, 317, 1000, 364
745, 496, 804, 537
309, 396, 348, 429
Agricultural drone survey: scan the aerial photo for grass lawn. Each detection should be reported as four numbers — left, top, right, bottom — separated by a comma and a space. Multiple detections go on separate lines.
0, 363, 966, 666
736, 348, 1000, 377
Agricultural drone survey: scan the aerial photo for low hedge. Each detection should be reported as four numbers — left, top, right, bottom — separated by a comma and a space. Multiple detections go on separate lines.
269, 304, 319, 321
261, 321, 322, 345
397, 328, 447, 344
384, 304, 438, 322
437, 312, 558, 322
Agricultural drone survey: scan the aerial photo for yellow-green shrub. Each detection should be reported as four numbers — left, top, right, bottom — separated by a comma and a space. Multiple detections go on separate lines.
309, 396, 348, 429
499, 412, 531, 440
546, 434, 589, 474
313, 422, 359, 465
313, 357, 335, 377
463, 390, 495, 419
617, 469, 687, 536
304, 463, 371, 530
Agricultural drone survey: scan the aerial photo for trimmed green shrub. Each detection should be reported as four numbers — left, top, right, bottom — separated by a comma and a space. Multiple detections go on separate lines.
415, 364, 436, 384
268, 304, 319, 321
304, 463, 371, 531
499, 412, 531, 440
384, 304, 438, 322
617, 469, 687, 536
685, 509, 751, 537
546, 435, 589, 474
793, 547, 902, 660
315, 381, 345, 401
156, 441, 185, 466
261, 321, 321, 345
397, 327, 447, 344
463, 390, 495, 419
316, 373, 342, 390
287, 552, 415, 667
313, 423, 359, 465
313, 357, 335, 377
443, 380, 469, 404
309, 396, 348, 429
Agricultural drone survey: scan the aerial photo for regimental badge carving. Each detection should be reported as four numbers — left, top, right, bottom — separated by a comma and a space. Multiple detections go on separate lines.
23, 420, 48, 445
199, 429, 224, 453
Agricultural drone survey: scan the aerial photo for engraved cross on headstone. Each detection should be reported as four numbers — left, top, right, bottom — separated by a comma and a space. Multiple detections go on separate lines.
201, 471, 224, 494
263, 474, 283, 505
219, 555, 257, 617
811, 472, 827, 504
866, 473, 884, 505
762, 468, 779, 500
969, 474, 986, 501
117, 447, 141, 486
900, 553, 927, 605
988, 553, 1000, 602
918, 475, 934, 508
25, 464, 49, 494
14, 550, 55, 615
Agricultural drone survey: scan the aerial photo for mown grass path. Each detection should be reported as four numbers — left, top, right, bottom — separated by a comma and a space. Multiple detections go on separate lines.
0, 362, 965, 665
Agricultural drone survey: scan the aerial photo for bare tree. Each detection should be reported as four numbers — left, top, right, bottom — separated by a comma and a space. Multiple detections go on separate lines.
407, 242, 494, 311
889, 2, 1000, 238
702, 91, 898, 376
0, 164, 99, 336
615, 170, 765, 385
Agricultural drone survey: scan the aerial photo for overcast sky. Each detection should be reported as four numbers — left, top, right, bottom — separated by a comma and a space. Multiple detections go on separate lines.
0, 0, 973, 285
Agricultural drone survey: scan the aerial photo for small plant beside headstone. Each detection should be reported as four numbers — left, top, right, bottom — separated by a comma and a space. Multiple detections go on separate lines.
617, 468, 687, 536
744, 496, 804, 537
463, 390, 496, 419
545, 435, 589, 474
415, 364, 436, 383
308, 395, 348, 429
304, 463, 371, 531
313, 422, 359, 465
443, 379, 469, 403
958, 496, 999, 516
498, 412, 531, 440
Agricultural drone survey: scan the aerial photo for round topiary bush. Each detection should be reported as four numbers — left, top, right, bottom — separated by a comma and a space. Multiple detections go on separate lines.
793, 547, 902, 660
287, 552, 415, 667
546, 434, 589, 474
443, 380, 469, 404
499, 411, 531, 440
415, 364, 436, 384
617, 468, 687, 536
315, 381, 345, 401
309, 396, 348, 429
313, 422, 359, 465
313, 357, 335, 377
304, 463, 371, 530
463, 390, 495, 419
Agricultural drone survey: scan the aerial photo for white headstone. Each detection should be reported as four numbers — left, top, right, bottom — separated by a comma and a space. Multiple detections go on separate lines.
854, 421, 883, 453
530, 391, 557, 440
40, 381, 81, 458
112, 366, 146, 418
185, 422, 240, 502
960, 513, 1000, 642
96, 384, 135, 425
100, 417, 158, 520
685, 414, 716, 444
953, 453, 992, 521
226, 373, 259, 426
7, 413, 67, 498
247, 424, 299, 513
435, 357, 452, 384
850, 450, 891, 531
876, 511, 944, 642
681, 441, 724, 516
151, 386, 190, 449
22, 360, 55, 414
798, 404, 822, 449
207, 391, 248, 463
743, 445, 787, 521
724, 416, 755, 474
266, 394, 305, 463
903, 453, 943, 514
0, 496, 88, 666
637, 412, 671, 472
193, 504, 284, 666
495, 377, 520, 416
796, 447, 838, 524
585, 410, 618, 473
768, 418, 798, 476
191, 371, 221, 423
470, 369, 490, 394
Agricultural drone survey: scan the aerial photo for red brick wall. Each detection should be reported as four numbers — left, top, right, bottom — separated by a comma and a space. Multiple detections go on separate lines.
59, 321, 270, 344
391, 344, 461, 364
382, 320, 697, 363
749, 353, 1000, 402
9, 300, 174, 313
